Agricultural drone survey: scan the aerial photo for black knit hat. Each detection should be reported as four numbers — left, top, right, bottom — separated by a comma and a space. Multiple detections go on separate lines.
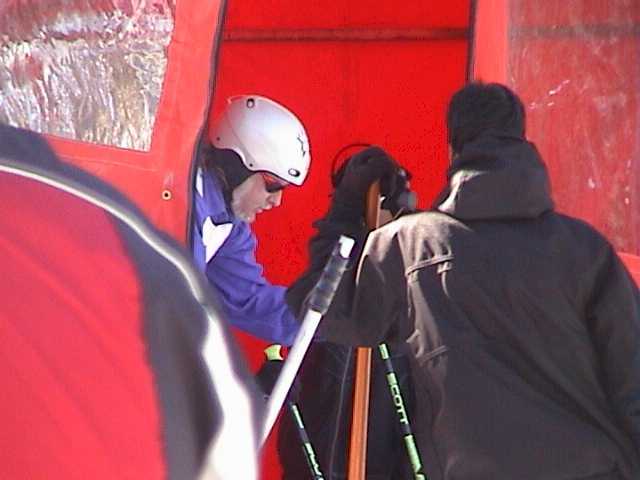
447, 82, 526, 154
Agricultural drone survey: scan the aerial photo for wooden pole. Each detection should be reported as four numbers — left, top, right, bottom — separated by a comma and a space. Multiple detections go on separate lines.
347, 182, 380, 480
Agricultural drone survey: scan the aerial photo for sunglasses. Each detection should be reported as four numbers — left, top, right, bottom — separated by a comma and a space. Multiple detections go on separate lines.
260, 172, 289, 193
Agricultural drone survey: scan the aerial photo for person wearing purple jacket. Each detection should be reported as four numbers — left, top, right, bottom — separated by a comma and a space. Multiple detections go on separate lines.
191, 94, 417, 478
191, 94, 311, 346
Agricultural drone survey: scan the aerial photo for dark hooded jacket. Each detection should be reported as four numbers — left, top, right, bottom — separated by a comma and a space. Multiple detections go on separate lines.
280, 154, 416, 479
318, 134, 640, 480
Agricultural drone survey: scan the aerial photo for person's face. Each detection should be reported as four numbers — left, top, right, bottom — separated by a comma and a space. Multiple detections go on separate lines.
231, 172, 288, 223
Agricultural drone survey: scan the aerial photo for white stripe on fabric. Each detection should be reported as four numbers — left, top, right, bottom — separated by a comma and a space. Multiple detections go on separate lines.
200, 318, 257, 480
196, 168, 204, 197
202, 217, 232, 263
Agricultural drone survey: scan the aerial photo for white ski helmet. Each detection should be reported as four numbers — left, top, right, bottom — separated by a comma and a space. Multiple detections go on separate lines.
210, 95, 311, 186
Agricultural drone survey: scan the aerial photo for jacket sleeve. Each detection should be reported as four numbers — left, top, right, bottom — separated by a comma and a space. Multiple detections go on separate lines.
203, 220, 300, 346
285, 205, 369, 330
314, 221, 409, 347
587, 244, 640, 453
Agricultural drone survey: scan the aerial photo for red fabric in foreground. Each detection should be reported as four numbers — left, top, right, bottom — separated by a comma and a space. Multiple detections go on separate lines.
0, 174, 165, 479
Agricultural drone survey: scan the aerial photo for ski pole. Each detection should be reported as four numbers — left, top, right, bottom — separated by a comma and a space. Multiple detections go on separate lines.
261, 235, 355, 444
263, 345, 325, 480
378, 343, 427, 480
348, 181, 380, 479
350, 178, 426, 479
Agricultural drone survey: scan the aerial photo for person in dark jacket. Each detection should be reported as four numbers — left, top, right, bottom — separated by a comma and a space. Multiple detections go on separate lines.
280, 147, 417, 479
302, 83, 640, 480
0, 124, 261, 480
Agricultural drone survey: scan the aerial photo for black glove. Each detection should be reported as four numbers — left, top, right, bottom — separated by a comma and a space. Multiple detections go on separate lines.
255, 345, 301, 403
380, 167, 418, 216
330, 146, 400, 221
331, 146, 418, 220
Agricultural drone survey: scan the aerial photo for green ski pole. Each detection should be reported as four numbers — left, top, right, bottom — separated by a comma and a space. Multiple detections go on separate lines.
264, 344, 325, 480
378, 343, 427, 480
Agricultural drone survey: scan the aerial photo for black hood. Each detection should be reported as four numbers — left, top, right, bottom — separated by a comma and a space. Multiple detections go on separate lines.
436, 134, 554, 221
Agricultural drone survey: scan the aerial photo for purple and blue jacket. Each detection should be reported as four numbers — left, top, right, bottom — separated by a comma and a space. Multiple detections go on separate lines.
191, 168, 299, 345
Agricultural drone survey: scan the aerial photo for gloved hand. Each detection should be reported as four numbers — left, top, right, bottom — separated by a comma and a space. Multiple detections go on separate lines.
331, 146, 407, 221
255, 345, 301, 403
380, 167, 418, 216
332, 146, 397, 204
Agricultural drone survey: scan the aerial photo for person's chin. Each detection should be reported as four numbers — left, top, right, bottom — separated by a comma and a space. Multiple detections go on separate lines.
249, 208, 266, 222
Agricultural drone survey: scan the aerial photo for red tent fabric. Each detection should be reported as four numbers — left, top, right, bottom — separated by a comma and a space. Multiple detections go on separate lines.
620, 253, 640, 286
472, 0, 640, 255
16, 0, 226, 242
